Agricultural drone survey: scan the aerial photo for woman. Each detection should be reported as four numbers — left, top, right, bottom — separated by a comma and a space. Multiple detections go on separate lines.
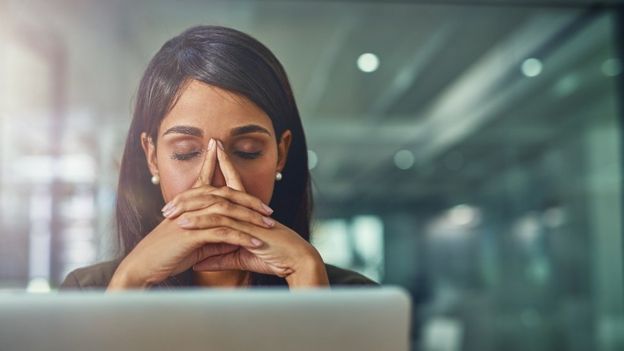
61, 25, 376, 290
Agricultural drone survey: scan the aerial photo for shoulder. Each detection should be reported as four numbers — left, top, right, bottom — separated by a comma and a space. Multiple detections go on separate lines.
324, 264, 379, 286
60, 258, 123, 290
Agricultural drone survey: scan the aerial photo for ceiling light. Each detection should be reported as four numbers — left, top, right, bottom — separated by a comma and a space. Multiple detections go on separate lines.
357, 53, 380, 73
393, 149, 414, 170
521, 58, 542, 77
601, 58, 622, 77
449, 204, 480, 227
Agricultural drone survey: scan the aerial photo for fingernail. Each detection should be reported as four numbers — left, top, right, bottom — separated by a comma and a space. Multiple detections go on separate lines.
163, 206, 176, 217
262, 216, 275, 228
216, 140, 224, 150
177, 217, 190, 227
251, 238, 263, 247
208, 138, 215, 150
161, 202, 172, 213
161, 202, 175, 213
261, 204, 274, 215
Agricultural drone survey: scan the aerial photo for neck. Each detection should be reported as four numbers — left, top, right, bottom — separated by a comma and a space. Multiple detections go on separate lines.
193, 270, 250, 288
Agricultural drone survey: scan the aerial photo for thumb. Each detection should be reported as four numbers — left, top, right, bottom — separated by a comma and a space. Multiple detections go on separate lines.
193, 138, 217, 188
193, 250, 242, 271
195, 243, 239, 262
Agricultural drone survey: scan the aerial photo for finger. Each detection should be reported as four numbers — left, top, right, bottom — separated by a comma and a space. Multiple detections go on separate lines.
193, 251, 241, 272
177, 199, 275, 229
195, 243, 240, 262
194, 250, 291, 277
216, 140, 245, 191
193, 138, 217, 188
162, 185, 273, 218
194, 249, 262, 272
177, 211, 272, 237
187, 226, 264, 248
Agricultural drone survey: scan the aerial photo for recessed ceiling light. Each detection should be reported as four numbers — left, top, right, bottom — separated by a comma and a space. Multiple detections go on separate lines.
601, 58, 622, 77
393, 149, 414, 170
521, 58, 542, 77
357, 53, 380, 73
449, 204, 480, 227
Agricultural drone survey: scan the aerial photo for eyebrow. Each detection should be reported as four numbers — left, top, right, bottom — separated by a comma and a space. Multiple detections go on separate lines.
230, 124, 272, 137
162, 125, 203, 137
162, 124, 272, 138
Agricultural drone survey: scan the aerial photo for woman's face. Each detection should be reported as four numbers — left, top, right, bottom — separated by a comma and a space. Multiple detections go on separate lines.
141, 80, 291, 204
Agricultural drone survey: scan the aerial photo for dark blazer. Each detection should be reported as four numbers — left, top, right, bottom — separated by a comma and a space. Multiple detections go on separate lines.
60, 259, 379, 290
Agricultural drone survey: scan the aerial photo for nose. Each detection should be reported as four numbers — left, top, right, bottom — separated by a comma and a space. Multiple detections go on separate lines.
210, 161, 227, 188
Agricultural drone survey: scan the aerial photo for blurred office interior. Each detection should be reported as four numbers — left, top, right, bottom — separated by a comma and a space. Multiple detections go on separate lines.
1, 0, 623, 350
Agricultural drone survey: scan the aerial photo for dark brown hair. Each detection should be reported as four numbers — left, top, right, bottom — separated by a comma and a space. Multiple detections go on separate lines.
116, 25, 312, 286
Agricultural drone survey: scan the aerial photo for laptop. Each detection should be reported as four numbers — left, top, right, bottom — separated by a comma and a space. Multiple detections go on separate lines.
0, 287, 411, 351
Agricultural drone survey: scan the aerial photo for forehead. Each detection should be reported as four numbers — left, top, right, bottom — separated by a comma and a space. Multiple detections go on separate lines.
159, 80, 274, 137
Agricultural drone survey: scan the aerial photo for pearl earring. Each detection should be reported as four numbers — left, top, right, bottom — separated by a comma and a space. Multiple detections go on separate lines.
275, 172, 282, 181
151, 175, 160, 185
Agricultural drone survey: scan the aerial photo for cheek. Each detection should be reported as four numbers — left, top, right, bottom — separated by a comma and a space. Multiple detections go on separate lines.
236, 158, 277, 205
157, 155, 201, 202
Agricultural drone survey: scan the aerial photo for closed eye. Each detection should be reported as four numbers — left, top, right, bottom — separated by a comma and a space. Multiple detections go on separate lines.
234, 151, 262, 160
172, 151, 201, 161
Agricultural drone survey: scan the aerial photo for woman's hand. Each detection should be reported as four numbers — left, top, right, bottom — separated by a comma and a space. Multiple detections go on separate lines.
171, 140, 329, 288
107, 218, 263, 290
192, 220, 329, 288
107, 139, 275, 290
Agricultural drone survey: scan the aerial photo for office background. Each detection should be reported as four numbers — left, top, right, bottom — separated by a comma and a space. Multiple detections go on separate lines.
1, 0, 623, 350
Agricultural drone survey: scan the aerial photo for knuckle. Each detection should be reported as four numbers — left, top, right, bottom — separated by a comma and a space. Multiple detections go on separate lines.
206, 214, 224, 226
224, 201, 235, 211
181, 215, 196, 226
174, 201, 185, 212
254, 198, 264, 208
219, 215, 231, 226
173, 197, 190, 211
235, 231, 249, 243
205, 194, 219, 204
175, 191, 189, 202
222, 186, 235, 197
201, 185, 215, 195
213, 226, 229, 238
229, 229, 242, 240
225, 230, 244, 244
216, 200, 234, 212
214, 200, 227, 211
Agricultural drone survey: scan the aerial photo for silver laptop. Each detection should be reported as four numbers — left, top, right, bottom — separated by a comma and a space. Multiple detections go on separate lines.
0, 287, 411, 351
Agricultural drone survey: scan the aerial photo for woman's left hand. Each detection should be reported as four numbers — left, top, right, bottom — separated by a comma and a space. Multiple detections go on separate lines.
169, 140, 329, 288
192, 219, 328, 288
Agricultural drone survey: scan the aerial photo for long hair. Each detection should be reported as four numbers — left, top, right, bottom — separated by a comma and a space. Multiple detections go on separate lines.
115, 25, 312, 286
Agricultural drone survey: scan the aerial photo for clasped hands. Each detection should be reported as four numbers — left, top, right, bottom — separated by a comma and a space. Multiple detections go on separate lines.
108, 138, 328, 290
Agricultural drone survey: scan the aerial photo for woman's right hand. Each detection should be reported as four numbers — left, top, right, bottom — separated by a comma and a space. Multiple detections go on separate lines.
107, 218, 262, 290
107, 138, 273, 290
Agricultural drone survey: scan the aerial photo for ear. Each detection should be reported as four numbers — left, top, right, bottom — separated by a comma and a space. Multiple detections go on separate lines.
276, 129, 292, 173
140, 132, 159, 178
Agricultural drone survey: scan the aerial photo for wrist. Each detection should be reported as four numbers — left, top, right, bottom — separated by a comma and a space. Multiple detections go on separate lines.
285, 249, 329, 288
107, 260, 151, 291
